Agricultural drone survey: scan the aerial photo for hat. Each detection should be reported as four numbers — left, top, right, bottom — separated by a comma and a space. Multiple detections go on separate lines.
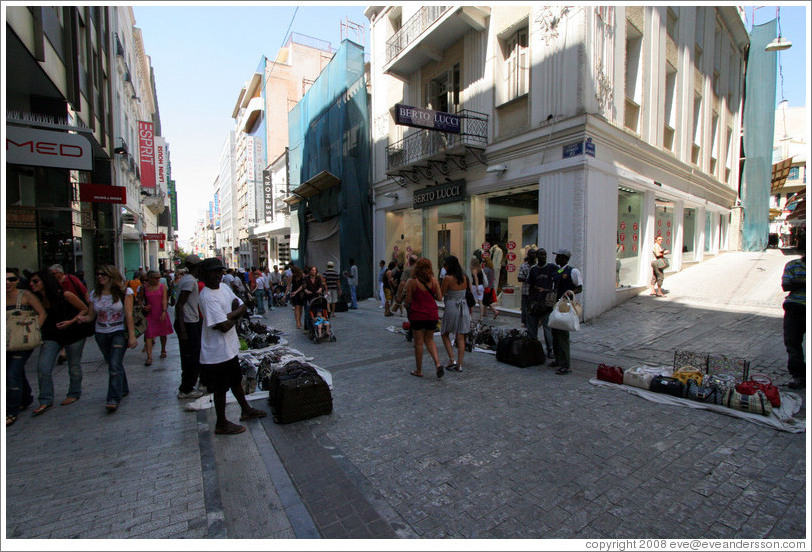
200, 258, 225, 272
184, 254, 201, 267
554, 249, 572, 259
326, 261, 335, 268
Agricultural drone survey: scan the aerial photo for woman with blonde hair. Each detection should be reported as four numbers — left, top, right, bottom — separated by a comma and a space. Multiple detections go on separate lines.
404, 258, 445, 378
77, 265, 137, 412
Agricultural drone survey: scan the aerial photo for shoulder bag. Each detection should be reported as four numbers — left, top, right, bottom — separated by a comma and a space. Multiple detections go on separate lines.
596, 364, 624, 384
7, 292, 43, 351
672, 366, 704, 387
736, 374, 780, 408
649, 375, 685, 398
130, 289, 147, 338
548, 291, 581, 332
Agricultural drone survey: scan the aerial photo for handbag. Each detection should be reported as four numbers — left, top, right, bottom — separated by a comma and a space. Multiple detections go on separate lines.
465, 280, 476, 308
649, 376, 685, 398
723, 388, 772, 416
672, 366, 703, 387
548, 291, 580, 332
528, 289, 557, 316
622, 366, 668, 390
6, 292, 43, 352
653, 257, 669, 270
132, 303, 147, 338
685, 379, 724, 405
596, 364, 624, 384
736, 374, 780, 408
704, 373, 738, 394
482, 287, 497, 306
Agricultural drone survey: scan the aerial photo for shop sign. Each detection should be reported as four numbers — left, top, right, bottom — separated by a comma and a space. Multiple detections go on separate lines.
506, 241, 516, 250
79, 183, 127, 204
263, 170, 273, 223
168, 180, 178, 230
394, 103, 461, 134
154, 136, 167, 189
6, 126, 92, 170
6, 206, 37, 228
506, 264, 516, 272
412, 179, 465, 209
138, 121, 156, 188
619, 222, 626, 230
506, 252, 516, 262
144, 233, 166, 241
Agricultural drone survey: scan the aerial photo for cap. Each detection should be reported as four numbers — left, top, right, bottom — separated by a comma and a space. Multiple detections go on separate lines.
200, 258, 225, 272
554, 249, 572, 259
326, 261, 335, 268
184, 254, 201, 267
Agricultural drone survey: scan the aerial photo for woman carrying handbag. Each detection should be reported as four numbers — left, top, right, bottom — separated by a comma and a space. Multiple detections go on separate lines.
28, 270, 89, 415
77, 265, 138, 413
6, 270, 47, 426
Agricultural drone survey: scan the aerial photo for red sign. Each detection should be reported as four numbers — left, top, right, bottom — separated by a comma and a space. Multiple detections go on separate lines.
506, 252, 516, 261
138, 121, 156, 188
393, 246, 399, 252
633, 222, 638, 231
619, 233, 626, 242
657, 220, 662, 227
406, 246, 413, 254
481, 242, 491, 251
506, 264, 516, 272
506, 241, 516, 250
79, 183, 127, 204
481, 251, 490, 259
633, 233, 638, 242
632, 244, 638, 252
620, 222, 626, 230
159, 240, 165, 251
143, 233, 166, 241
667, 221, 671, 228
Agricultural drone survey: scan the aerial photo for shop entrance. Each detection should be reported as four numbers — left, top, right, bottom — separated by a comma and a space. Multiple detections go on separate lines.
424, 202, 466, 274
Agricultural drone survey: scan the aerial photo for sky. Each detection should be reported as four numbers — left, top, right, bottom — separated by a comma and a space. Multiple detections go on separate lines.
133, 3, 809, 249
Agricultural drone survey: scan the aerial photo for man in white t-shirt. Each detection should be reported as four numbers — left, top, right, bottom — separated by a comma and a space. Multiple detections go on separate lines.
174, 255, 204, 400
198, 258, 266, 435
254, 273, 268, 314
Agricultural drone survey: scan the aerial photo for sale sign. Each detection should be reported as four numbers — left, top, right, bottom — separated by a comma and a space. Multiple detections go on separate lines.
506, 264, 516, 272
482, 242, 490, 251
506, 252, 516, 261
506, 241, 516, 250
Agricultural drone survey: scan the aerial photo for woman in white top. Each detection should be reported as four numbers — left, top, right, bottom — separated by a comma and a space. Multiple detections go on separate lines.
78, 265, 137, 412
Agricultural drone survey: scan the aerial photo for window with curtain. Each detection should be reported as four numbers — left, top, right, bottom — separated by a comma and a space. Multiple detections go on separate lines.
503, 27, 529, 103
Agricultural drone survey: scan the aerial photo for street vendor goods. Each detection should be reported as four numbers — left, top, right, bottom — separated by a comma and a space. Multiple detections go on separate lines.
736, 374, 780, 408
722, 388, 772, 417
685, 379, 724, 405
496, 334, 545, 367
548, 291, 580, 332
596, 364, 624, 385
649, 375, 685, 398
672, 366, 704, 387
268, 360, 333, 424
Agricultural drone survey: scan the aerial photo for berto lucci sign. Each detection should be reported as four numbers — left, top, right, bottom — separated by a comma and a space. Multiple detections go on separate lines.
395, 104, 461, 134
413, 180, 466, 209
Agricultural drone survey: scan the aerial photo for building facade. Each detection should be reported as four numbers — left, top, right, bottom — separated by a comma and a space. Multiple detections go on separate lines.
366, 5, 748, 319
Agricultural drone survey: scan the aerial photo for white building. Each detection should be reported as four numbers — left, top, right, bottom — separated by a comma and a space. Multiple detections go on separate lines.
366, 5, 748, 319
217, 131, 237, 267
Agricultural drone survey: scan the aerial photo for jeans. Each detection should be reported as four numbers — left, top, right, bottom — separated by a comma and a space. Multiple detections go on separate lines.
378, 282, 385, 307
526, 311, 554, 356
95, 331, 129, 405
254, 289, 266, 313
783, 301, 806, 379
37, 338, 86, 406
6, 349, 34, 416
175, 319, 202, 394
349, 285, 358, 309
552, 328, 571, 369
265, 289, 274, 310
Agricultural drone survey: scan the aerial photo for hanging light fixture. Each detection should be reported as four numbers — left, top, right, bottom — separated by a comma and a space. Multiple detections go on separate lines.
765, 7, 792, 51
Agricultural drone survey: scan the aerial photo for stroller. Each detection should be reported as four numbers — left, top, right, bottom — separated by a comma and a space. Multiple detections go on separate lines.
272, 284, 287, 308
305, 296, 335, 344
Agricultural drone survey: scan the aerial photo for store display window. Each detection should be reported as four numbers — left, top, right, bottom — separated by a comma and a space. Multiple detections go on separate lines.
481, 187, 538, 292
617, 187, 643, 287
655, 199, 675, 270
423, 201, 469, 275
683, 207, 697, 262
385, 208, 423, 267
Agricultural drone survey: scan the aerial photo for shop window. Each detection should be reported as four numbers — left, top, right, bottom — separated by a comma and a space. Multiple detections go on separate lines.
386, 208, 423, 267
692, 93, 702, 165
483, 187, 538, 295
683, 207, 697, 262
617, 187, 643, 288
6, 167, 37, 206
423, 202, 468, 277
704, 211, 714, 253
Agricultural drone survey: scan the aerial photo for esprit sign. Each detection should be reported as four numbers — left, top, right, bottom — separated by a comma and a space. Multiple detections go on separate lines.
138, 121, 156, 188
395, 103, 461, 134
6, 126, 92, 170
412, 180, 466, 209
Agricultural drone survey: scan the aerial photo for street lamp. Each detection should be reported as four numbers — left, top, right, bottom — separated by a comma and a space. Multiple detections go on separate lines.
765, 7, 792, 51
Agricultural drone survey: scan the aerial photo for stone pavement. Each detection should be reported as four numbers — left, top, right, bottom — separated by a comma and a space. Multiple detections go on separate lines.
4, 248, 806, 542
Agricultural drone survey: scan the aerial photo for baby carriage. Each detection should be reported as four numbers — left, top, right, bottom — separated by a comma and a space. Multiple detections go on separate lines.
305, 296, 335, 344
272, 284, 287, 307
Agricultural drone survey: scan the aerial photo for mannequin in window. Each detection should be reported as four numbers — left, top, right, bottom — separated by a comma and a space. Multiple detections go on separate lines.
489, 244, 504, 290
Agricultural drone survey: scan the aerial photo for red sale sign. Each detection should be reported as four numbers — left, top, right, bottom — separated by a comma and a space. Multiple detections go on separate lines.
633, 223, 638, 231
506, 252, 516, 261
506, 241, 516, 250
138, 121, 156, 188
506, 264, 516, 272
482, 251, 490, 259
482, 242, 491, 251
619, 233, 626, 242
620, 222, 626, 230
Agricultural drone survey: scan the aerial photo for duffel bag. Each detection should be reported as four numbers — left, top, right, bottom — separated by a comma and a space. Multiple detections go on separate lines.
623, 368, 658, 390
722, 388, 772, 417
736, 374, 780, 408
672, 366, 704, 387
649, 376, 685, 398
268, 360, 333, 424
496, 335, 545, 368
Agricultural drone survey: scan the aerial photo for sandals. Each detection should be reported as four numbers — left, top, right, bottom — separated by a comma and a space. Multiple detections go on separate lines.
410, 370, 424, 378
61, 397, 79, 406
239, 408, 267, 421
555, 367, 572, 375
6, 415, 17, 427
32, 404, 51, 416
436, 365, 445, 379
145, 358, 152, 366
160, 351, 167, 359
215, 421, 246, 435
446, 363, 461, 372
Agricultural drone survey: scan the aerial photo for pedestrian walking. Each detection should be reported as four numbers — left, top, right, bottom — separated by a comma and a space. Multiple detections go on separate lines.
404, 258, 444, 378
267, 265, 282, 310
287, 266, 306, 329
526, 248, 557, 362
78, 265, 138, 413
253, 271, 268, 314
392, 254, 417, 316
6, 270, 46, 426
323, 261, 341, 316
383, 261, 398, 316
377, 260, 387, 309
549, 249, 583, 375
29, 270, 89, 415
141, 269, 174, 366
174, 255, 204, 400
650, 236, 669, 297
343, 258, 359, 309
197, 258, 267, 435
782, 254, 806, 389
481, 256, 500, 319
49, 263, 88, 364
517, 249, 537, 327
439, 255, 472, 373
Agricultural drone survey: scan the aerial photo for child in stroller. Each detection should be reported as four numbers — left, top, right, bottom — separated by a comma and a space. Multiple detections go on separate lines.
307, 296, 335, 343
272, 283, 287, 307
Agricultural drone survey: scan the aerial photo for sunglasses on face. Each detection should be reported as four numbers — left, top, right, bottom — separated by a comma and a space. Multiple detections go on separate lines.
6, 276, 19, 282
96, 273, 109, 277
30, 278, 42, 284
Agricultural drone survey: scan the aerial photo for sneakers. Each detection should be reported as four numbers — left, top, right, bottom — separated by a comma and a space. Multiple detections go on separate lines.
786, 378, 806, 390
178, 390, 205, 400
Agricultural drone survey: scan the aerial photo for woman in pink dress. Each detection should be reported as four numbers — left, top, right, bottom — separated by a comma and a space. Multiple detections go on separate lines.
140, 269, 173, 366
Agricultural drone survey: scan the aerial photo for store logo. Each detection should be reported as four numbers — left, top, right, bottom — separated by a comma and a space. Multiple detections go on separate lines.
412, 180, 466, 209
6, 126, 92, 170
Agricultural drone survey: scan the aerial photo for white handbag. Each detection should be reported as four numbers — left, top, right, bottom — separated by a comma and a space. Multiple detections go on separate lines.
623, 365, 672, 390
548, 291, 580, 332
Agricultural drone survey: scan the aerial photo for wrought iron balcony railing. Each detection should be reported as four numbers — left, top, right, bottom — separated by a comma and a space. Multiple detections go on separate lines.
386, 6, 452, 64
385, 109, 488, 173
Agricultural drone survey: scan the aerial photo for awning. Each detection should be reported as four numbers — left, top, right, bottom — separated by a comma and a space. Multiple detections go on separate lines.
282, 170, 341, 206
770, 157, 794, 193
786, 191, 806, 222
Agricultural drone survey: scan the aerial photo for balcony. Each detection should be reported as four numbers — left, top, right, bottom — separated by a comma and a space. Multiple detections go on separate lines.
384, 6, 489, 79
385, 109, 488, 175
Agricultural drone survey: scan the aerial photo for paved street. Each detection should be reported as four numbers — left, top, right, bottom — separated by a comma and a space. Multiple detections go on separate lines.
4, 249, 806, 542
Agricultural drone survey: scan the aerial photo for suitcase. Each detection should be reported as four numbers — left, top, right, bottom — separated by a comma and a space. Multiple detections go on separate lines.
496, 336, 545, 367
268, 361, 333, 424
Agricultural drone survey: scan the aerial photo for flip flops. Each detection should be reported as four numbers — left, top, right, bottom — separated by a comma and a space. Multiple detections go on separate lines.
239, 408, 267, 421
159, 351, 167, 358
436, 365, 445, 379
61, 397, 79, 406
32, 404, 51, 416
215, 422, 246, 435
410, 370, 424, 378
